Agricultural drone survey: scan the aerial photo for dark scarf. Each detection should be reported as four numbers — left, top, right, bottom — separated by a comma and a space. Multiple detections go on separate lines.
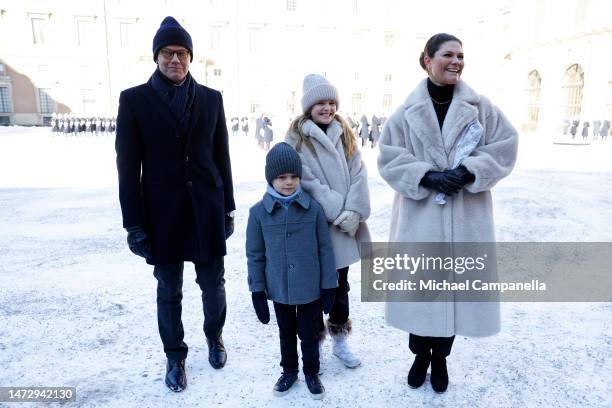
427, 78, 455, 130
150, 68, 195, 135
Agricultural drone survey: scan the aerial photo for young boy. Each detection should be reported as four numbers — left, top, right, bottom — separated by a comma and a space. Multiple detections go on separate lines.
246, 142, 337, 399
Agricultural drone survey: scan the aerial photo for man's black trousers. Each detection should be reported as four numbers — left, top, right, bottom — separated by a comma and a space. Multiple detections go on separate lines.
153, 257, 226, 360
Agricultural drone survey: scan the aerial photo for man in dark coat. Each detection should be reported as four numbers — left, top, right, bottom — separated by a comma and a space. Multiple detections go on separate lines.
115, 16, 236, 393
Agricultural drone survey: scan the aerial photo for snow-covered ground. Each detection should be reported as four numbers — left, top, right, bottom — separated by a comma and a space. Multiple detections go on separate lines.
0, 126, 610, 407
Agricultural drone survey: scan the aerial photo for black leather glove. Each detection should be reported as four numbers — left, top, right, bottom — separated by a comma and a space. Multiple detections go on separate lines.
445, 165, 475, 186
126, 225, 152, 259
225, 213, 234, 239
251, 291, 270, 324
420, 171, 463, 196
321, 288, 336, 314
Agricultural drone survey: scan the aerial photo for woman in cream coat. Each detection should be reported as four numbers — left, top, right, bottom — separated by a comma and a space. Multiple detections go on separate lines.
378, 33, 518, 393
286, 74, 371, 369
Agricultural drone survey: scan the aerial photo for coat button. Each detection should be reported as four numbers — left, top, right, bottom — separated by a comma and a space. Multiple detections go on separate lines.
286, 232, 291, 237
187, 181, 193, 188
185, 155, 189, 162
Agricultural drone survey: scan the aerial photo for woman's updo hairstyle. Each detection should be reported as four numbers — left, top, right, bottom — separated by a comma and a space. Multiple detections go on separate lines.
419, 33, 463, 71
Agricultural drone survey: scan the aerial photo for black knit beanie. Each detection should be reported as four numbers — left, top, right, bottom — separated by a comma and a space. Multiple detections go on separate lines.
265, 143, 302, 185
152, 16, 193, 62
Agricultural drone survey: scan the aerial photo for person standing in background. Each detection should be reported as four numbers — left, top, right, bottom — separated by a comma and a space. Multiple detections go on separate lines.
359, 114, 370, 147
370, 114, 381, 148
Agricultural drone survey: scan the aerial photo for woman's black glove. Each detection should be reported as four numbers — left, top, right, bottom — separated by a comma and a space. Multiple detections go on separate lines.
321, 288, 336, 314
446, 165, 475, 186
251, 291, 270, 324
126, 225, 152, 259
225, 213, 234, 239
420, 171, 463, 196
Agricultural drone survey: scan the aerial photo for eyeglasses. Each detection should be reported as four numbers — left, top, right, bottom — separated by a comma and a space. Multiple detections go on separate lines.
159, 48, 190, 61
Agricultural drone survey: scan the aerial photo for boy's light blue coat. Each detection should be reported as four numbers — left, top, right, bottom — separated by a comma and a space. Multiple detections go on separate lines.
246, 190, 338, 305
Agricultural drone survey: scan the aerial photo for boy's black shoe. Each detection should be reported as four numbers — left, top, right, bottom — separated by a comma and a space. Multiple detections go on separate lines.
430, 355, 449, 393
165, 358, 186, 392
407, 353, 431, 388
304, 374, 325, 399
273, 371, 298, 396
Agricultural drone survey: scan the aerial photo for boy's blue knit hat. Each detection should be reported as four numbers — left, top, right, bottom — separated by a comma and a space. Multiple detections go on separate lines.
152, 16, 193, 62
265, 143, 302, 185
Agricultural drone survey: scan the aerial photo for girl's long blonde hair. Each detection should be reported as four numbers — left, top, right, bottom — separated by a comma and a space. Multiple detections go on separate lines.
288, 112, 357, 161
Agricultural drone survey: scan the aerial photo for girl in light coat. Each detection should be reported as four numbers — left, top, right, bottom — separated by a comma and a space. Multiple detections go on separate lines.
286, 74, 371, 369
378, 33, 518, 393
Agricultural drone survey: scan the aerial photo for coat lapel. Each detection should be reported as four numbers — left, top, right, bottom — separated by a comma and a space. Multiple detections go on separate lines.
403, 79, 481, 170
403, 81, 448, 169
144, 83, 177, 131
303, 119, 340, 152
302, 119, 350, 193
184, 85, 201, 153
441, 82, 480, 155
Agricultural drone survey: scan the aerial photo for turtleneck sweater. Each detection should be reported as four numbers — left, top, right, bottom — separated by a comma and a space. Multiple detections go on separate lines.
314, 121, 329, 133
427, 78, 455, 130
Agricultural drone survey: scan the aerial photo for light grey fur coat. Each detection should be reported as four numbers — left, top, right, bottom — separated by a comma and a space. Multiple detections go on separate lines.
377, 79, 518, 337
286, 119, 371, 269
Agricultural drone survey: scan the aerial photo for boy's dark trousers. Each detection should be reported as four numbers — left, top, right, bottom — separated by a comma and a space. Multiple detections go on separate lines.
319, 266, 349, 331
153, 258, 227, 361
273, 299, 321, 376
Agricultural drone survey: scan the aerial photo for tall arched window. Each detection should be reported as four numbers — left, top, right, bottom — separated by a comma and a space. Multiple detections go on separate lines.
562, 64, 584, 120
524, 70, 541, 131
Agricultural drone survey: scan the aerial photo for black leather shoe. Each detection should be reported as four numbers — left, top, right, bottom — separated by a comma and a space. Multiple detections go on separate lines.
165, 358, 186, 392
430, 355, 449, 393
206, 336, 227, 369
304, 374, 325, 399
273, 371, 298, 396
407, 353, 431, 388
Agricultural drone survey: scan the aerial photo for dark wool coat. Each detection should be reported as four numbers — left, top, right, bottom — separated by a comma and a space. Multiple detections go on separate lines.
116, 76, 235, 265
